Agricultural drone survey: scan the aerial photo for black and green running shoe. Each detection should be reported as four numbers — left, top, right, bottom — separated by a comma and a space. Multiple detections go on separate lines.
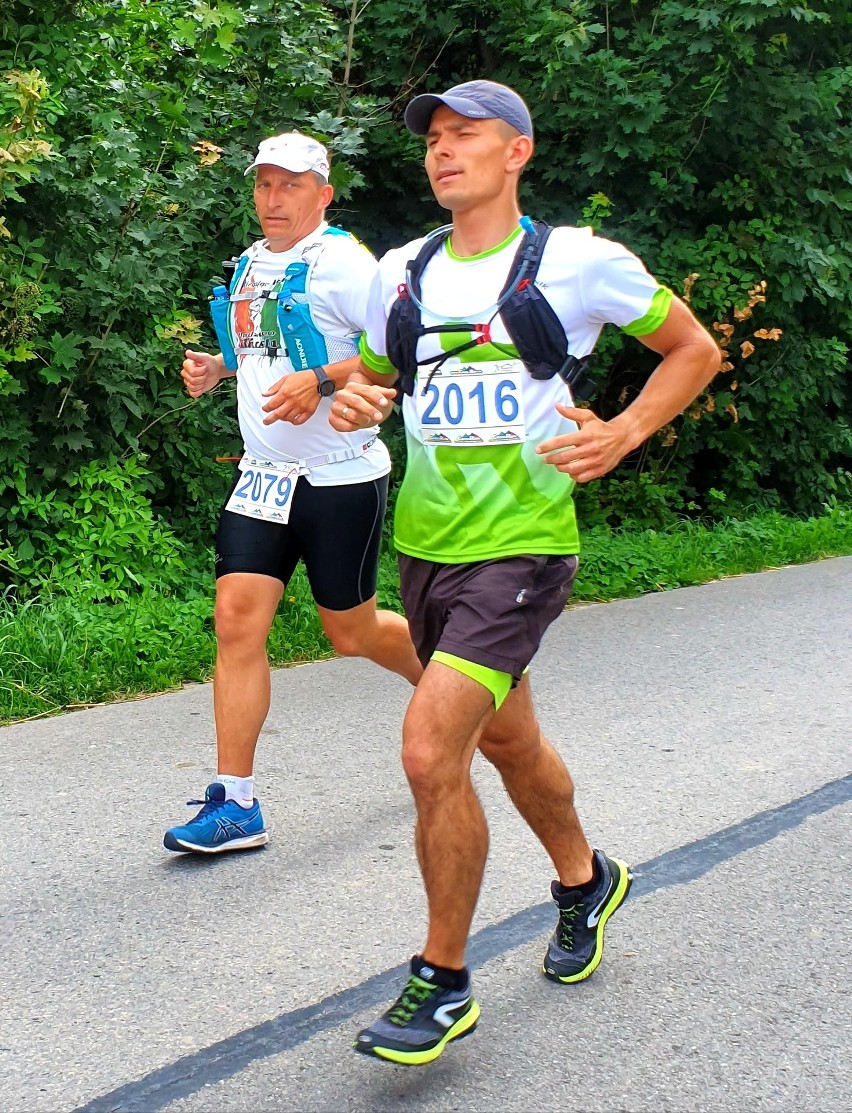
355, 957, 480, 1065
543, 848, 633, 984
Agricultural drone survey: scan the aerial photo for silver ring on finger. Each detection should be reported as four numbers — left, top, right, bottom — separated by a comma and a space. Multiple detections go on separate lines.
342, 405, 350, 419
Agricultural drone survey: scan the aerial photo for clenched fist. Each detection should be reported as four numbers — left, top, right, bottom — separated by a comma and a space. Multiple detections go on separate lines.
181, 350, 226, 398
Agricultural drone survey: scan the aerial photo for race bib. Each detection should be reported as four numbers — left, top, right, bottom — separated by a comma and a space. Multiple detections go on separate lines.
414, 358, 526, 446
225, 457, 300, 524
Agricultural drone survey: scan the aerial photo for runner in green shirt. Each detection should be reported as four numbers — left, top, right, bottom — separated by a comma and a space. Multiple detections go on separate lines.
332, 80, 720, 1065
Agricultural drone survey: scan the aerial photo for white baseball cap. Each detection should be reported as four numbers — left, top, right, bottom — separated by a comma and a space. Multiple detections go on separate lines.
244, 132, 331, 181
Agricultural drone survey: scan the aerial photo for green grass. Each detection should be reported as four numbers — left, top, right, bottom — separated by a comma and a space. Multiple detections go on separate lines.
1, 506, 850, 726
573, 505, 852, 602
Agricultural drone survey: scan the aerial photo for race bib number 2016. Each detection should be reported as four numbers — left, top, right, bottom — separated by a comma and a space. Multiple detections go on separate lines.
414, 358, 526, 447
225, 458, 300, 523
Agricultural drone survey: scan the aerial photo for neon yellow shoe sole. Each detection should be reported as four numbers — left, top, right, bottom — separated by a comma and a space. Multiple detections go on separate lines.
543, 853, 633, 984
356, 998, 480, 1065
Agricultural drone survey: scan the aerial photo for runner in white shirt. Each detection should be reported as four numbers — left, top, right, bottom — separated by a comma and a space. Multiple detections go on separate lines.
330, 81, 720, 1064
164, 133, 421, 855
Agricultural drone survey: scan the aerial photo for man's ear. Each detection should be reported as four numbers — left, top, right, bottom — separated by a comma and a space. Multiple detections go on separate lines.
321, 182, 334, 208
506, 135, 534, 174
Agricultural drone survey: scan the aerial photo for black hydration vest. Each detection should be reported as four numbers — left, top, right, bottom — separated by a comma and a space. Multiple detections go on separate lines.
385, 219, 595, 399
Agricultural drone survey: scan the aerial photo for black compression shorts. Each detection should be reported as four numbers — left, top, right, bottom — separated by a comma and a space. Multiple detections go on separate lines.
214, 473, 389, 612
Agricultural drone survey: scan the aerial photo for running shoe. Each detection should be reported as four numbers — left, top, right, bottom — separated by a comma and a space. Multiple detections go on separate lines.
163, 782, 268, 853
543, 848, 633, 983
355, 956, 480, 1065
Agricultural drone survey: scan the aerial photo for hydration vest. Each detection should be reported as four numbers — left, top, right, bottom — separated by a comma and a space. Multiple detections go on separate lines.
386, 217, 595, 400
209, 227, 359, 372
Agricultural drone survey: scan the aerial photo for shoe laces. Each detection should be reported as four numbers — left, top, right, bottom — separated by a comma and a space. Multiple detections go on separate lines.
185, 792, 229, 823
386, 976, 438, 1027
558, 899, 582, 949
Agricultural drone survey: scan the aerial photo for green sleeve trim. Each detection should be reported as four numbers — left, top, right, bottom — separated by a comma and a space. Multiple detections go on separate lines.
621, 286, 673, 337
432, 651, 513, 709
359, 334, 397, 377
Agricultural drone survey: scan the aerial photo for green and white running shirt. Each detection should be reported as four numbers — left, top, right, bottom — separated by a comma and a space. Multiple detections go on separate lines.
361, 223, 672, 562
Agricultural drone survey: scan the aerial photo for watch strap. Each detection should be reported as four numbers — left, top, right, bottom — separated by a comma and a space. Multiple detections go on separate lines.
312, 366, 335, 395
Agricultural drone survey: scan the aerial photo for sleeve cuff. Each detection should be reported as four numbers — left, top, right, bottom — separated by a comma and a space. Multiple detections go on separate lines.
359, 335, 398, 377
621, 286, 674, 337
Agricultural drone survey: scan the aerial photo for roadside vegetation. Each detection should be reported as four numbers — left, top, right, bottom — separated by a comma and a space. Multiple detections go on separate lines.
1, 2, 850, 724
2, 501, 849, 726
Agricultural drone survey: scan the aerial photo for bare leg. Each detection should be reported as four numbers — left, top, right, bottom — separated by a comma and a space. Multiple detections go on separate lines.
213, 572, 284, 777
402, 661, 495, 969
318, 596, 422, 685
479, 674, 594, 887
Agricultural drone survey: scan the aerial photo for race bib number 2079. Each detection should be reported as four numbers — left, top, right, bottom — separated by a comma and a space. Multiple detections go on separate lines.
225, 458, 300, 523
414, 358, 527, 447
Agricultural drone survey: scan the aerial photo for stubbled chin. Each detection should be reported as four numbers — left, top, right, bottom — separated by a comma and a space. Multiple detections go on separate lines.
432, 189, 471, 212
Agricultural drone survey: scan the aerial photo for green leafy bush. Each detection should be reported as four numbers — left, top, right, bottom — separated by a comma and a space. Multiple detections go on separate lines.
1, 0, 850, 598
3, 455, 188, 600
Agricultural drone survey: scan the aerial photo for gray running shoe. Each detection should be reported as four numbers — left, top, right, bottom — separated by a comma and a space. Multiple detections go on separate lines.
355, 956, 480, 1064
543, 849, 633, 983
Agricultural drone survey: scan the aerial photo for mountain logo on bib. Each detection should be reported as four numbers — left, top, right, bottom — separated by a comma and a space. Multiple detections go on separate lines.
490, 430, 521, 442
424, 432, 452, 444
449, 363, 481, 375
456, 432, 484, 443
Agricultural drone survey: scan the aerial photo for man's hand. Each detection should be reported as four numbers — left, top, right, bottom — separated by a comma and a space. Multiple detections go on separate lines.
329, 381, 397, 432
181, 350, 226, 398
537, 298, 721, 484
262, 370, 321, 426
536, 404, 630, 484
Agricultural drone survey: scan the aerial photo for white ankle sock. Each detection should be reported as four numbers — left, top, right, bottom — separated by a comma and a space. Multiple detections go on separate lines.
217, 774, 255, 809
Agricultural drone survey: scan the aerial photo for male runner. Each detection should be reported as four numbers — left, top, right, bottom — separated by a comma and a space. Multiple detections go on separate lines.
330, 82, 720, 1062
164, 132, 421, 854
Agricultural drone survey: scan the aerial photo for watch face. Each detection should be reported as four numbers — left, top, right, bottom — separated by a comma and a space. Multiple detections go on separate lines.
318, 378, 336, 397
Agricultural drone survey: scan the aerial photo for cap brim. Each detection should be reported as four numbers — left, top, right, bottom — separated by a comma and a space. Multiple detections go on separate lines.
404, 93, 496, 135
244, 158, 319, 177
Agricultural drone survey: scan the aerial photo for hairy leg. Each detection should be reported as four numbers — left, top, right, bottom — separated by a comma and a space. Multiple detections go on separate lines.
213, 572, 284, 777
479, 675, 594, 887
402, 661, 495, 969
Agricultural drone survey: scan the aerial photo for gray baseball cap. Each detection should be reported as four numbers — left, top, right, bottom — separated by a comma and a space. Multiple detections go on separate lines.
404, 79, 533, 139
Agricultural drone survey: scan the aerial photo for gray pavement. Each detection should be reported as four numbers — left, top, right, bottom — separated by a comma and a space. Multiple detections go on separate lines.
1, 557, 850, 1113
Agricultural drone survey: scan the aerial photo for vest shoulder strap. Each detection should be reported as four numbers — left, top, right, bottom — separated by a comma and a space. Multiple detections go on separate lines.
386, 220, 596, 398
228, 252, 252, 294
406, 225, 452, 299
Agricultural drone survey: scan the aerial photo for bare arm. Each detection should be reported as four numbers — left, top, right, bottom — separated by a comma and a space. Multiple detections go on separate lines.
536, 297, 720, 483
260, 354, 369, 426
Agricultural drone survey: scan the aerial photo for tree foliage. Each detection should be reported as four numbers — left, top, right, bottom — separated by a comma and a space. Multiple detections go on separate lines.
344, 0, 852, 519
1, 0, 850, 597
0, 0, 378, 593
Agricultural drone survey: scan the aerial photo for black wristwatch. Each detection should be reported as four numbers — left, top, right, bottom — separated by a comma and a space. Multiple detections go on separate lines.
312, 366, 336, 397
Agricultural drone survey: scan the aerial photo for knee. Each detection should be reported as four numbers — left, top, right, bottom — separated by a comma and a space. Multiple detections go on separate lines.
325, 627, 364, 659
401, 727, 461, 797
479, 723, 541, 771
214, 596, 264, 651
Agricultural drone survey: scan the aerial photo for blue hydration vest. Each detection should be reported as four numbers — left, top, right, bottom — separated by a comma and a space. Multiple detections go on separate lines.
209, 227, 358, 372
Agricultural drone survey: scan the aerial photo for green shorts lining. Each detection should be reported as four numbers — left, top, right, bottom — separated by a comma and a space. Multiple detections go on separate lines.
431, 650, 513, 709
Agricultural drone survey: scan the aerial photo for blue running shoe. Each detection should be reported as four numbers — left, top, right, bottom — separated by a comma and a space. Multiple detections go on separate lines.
163, 782, 268, 854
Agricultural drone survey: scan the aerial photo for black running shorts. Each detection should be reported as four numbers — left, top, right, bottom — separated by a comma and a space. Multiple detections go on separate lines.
398, 552, 579, 682
215, 473, 389, 612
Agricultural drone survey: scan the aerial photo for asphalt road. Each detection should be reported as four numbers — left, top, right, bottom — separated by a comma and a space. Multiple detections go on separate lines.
1, 557, 850, 1113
